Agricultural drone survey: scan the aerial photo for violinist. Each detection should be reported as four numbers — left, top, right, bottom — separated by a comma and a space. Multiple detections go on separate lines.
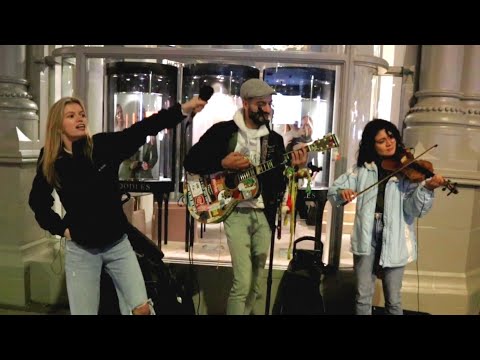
327, 119, 445, 315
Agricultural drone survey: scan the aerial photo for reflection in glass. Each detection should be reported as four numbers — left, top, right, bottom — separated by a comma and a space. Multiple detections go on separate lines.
180, 64, 259, 187
263, 66, 335, 187
106, 62, 177, 182
182, 63, 259, 146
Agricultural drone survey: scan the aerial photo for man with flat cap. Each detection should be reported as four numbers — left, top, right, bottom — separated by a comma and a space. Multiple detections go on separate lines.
184, 78, 307, 315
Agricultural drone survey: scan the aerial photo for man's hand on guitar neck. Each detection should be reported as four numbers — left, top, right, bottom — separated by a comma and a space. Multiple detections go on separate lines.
290, 146, 308, 168
221, 152, 251, 171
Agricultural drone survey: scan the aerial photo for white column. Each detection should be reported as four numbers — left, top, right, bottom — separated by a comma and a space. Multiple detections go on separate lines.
461, 45, 480, 127
402, 45, 480, 314
0, 45, 44, 307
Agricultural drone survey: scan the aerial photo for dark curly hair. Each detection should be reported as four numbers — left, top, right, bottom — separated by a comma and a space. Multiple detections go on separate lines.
357, 119, 406, 167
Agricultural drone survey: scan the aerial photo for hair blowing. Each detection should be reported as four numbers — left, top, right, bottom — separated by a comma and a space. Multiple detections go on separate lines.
357, 119, 405, 167
40, 97, 93, 188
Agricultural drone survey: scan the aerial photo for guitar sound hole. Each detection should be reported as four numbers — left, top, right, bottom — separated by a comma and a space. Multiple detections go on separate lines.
225, 173, 238, 189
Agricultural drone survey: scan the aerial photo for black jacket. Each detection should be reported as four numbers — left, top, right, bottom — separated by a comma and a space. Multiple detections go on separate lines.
183, 120, 287, 229
29, 103, 185, 249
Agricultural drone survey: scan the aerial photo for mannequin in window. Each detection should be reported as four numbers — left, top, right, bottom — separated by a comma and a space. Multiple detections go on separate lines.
133, 135, 158, 179
114, 104, 126, 132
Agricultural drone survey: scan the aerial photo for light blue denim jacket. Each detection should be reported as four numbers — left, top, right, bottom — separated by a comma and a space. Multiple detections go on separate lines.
328, 162, 435, 267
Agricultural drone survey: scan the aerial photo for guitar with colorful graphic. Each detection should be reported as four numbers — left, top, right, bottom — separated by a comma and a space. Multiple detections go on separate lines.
184, 133, 340, 224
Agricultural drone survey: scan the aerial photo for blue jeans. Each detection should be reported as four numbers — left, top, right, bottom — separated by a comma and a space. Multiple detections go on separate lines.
224, 208, 271, 315
65, 234, 152, 315
353, 215, 405, 315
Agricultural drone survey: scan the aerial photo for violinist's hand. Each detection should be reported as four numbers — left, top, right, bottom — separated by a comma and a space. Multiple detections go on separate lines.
221, 152, 251, 171
291, 147, 308, 167
425, 174, 445, 190
339, 189, 357, 203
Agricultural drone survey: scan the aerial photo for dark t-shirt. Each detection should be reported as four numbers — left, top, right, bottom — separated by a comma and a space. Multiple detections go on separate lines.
375, 161, 391, 214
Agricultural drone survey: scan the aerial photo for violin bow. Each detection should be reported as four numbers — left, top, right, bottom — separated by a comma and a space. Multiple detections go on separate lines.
338, 144, 439, 207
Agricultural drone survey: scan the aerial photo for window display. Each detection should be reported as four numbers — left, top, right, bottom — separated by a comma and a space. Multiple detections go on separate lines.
263, 66, 336, 187
106, 61, 177, 182
182, 63, 259, 149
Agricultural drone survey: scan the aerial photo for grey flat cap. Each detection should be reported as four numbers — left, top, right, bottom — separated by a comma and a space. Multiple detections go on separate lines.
240, 78, 276, 99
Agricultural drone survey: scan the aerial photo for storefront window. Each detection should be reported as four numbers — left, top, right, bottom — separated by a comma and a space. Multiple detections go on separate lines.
52, 45, 393, 271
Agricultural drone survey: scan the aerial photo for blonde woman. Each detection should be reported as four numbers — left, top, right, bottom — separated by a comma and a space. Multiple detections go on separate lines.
29, 95, 207, 315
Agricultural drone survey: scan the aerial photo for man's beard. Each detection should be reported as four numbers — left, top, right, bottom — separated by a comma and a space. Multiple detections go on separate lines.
249, 109, 270, 127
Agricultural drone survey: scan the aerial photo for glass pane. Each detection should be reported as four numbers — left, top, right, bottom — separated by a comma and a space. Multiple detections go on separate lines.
182, 63, 259, 146
86, 58, 104, 136
346, 65, 377, 170
336, 64, 379, 268
263, 66, 336, 187
262, 66, 337, 268
105, 61, 178, 182
164, 61, 342, 269
175, 63, 260, 265
61, 57, 75, 97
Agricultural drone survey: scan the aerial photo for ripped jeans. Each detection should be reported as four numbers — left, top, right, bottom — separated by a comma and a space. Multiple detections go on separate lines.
65, 234, 154, 315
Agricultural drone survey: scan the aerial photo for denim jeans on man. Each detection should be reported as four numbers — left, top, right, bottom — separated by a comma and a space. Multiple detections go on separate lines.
224, 208, 271, 315
65, 234, 151, 315
353, 215, 405, 315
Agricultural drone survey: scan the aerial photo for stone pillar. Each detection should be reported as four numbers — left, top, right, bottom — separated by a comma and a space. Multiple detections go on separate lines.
0, 45, 43, 306
402, 45, 480, 314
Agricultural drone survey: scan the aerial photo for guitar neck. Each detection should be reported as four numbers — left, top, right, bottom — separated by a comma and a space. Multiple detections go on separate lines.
249, 134, 339, 176
253, 144, 311, 175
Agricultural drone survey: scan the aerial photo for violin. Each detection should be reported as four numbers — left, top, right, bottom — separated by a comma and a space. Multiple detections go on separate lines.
338, 144, 459, 207
381, 145, 458, 195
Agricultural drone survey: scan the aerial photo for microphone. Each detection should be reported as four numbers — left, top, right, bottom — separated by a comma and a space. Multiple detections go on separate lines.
199, 85, 214, 102
189, 85, 214, 121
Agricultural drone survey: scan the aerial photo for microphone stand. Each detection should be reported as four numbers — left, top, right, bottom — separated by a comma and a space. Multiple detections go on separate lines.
262, 117, 283, 315
265, 191, 284, 315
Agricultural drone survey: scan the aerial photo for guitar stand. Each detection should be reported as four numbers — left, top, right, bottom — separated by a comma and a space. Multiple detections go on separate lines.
300, 187, 329, 252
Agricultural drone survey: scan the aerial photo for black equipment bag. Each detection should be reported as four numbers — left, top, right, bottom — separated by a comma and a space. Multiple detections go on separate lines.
99, 194, 195, 315
127, 222, 195, 315
272, 236, 326, 315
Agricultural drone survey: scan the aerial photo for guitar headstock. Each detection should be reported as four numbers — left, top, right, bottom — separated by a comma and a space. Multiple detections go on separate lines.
307, 133, 340, 153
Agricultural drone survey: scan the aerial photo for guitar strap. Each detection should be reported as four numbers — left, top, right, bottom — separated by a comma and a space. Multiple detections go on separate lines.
228, 132, 238, 153
228, 126, 269, 163
260, 135, 269, 163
